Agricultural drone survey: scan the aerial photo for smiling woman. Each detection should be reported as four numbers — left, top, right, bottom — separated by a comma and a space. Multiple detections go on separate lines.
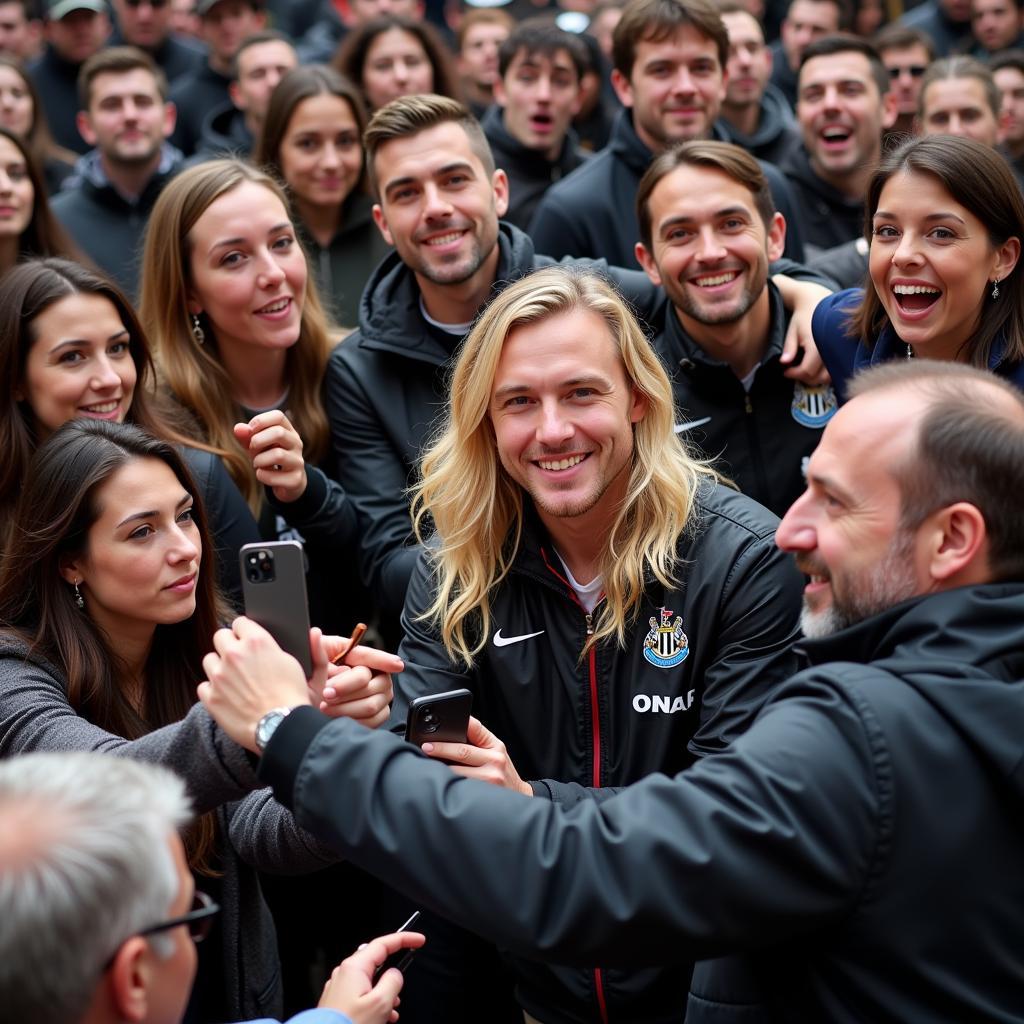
811, 135, 1024, 401
138, 159, 366, 636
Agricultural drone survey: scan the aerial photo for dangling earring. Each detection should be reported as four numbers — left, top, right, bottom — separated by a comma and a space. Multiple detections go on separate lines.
191, 313, 205, 345
74, 579, 84, 610
992, 279, 1001, 300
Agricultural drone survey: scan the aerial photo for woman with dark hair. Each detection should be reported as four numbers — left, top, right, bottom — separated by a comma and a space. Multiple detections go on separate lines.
0, 56, 77, 195
335, 15, 460, 112
0, 127, 77, 276
812, 135, 1024, 401
0, 257, 259, 605
0, 419, 399, 1022
255, 64, 391, 327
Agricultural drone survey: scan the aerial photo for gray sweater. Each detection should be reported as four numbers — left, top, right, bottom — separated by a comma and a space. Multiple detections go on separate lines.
0, 634, 338, 1021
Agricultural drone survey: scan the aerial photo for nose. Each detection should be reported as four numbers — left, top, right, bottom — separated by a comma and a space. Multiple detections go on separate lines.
393, 61, 410, 85
257, 247, 287, 285
0, 169, 12, 194
535, 75, 552, 101
946, 112, 964, 136
890, 228, 923, 266
775, 490, 816, 553
536, 397, 573, 447
422, 180, 454, 220
168, 523, 201, 565
671, 65, 697, 94
90, 354, 122, 391
696, 225, 727, 262
320, 141, 341, 169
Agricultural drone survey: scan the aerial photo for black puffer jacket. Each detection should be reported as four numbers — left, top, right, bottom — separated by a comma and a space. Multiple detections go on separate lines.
387, 483, 804, 1022
263, 582, 1024, 1024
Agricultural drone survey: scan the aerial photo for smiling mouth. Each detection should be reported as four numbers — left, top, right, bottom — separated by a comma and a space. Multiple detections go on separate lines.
80, 400, 120, 414
892, 283, 941, 312
424, 231, 465, 246
692, 270, 740, 288
256, 297, 291, 314
537, 453, 588, 471
820, 127, 852, 146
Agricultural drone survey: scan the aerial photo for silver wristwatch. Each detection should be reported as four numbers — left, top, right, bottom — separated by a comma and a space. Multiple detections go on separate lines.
255, 706, 293, 753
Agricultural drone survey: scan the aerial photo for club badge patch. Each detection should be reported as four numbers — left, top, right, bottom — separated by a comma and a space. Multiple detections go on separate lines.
643, 607, 690, 668
791, 383, 838, 429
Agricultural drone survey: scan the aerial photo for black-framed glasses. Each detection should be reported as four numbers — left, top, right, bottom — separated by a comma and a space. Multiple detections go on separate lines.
888, 65, 927, 78
104, 891, 220, 970
139, 890, 220, 943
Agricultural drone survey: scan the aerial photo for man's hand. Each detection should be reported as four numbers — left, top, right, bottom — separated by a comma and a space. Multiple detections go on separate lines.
234, 410, 308, 504
420, 716, 533, 796
318, 634, 402, 728
318, 930, 426, 1024
773, 275, 833, 386
198, 617, 311, 752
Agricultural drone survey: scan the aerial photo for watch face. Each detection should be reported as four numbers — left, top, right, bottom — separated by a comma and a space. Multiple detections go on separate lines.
256, 711, 285, 750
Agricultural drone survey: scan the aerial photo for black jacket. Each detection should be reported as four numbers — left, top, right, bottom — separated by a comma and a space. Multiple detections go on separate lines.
323, 222, 657, 618
297, 192, 392, 330
261, 582, 1024, 1024
27, 46, 89, 155
780, 145, 865, 255
897, 0, 973, 56
768, 43, 797, 110
51, 145, 185, 299
388, 484, 803, 1022
481, 104, 588, 232
528, 109, 805, 267
653, 283, 837, 517
718, 83, 802, 168
169, 62, 232, 157
194, 102, 253, 160
109, 27, 203, 83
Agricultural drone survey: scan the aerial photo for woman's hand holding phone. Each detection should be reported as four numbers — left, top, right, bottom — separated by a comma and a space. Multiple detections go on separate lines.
318, 631, 403, 729
421, 716, 534, 796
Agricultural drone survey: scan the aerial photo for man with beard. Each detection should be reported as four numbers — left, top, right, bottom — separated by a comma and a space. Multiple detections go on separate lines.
52, 46, 181, 297
203, 356, 1024, 1024
636, 140, 837, 517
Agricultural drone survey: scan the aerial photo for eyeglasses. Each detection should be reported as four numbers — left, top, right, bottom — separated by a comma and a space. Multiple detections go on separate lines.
104, 891, 220, 970
888, 65, 928, 78
139, 890, 220, 943
124, 0, 170, 8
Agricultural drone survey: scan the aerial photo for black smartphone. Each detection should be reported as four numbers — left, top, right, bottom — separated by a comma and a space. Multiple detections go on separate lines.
239, 541, 313, 677
405, 688, 473, 746
372, 910, 422, 982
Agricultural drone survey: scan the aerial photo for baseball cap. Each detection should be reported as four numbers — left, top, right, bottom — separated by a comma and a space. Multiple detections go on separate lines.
45, 0, 107, 19
195, 0, 264, 14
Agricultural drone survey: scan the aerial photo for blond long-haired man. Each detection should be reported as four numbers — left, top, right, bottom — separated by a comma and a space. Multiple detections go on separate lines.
387, 265, 804, 1024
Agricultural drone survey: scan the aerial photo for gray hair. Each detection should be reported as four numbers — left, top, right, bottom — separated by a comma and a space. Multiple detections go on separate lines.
0, 752, 193, 1024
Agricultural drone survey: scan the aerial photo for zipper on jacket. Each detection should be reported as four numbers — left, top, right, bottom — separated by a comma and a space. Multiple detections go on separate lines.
742, 391, 771, 506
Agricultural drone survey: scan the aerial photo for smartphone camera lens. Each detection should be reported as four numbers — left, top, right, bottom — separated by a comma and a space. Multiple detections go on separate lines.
421, 708, 439, 734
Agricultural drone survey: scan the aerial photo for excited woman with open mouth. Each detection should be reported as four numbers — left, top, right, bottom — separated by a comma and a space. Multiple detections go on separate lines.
811, 135, 1024, 401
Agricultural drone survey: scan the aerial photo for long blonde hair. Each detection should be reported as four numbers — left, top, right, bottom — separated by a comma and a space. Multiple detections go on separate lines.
411, 266, 718, 667
138, 159, 334, 512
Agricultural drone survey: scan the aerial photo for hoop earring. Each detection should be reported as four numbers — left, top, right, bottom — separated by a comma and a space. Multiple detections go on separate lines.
74, 579, 84, 610
191, 313, 205, 345
992, 279, 1001, 300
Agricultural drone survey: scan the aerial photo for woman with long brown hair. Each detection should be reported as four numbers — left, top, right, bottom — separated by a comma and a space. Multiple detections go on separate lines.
139, 158, 365, 634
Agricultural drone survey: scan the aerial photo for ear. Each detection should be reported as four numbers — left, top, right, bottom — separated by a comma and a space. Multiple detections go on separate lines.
372, 203, 394, 246
228, 80, 243, 111
77, 110, 97, 148
920, 502, 989, 584
162, 100, 176, 140
993, 235, 1021, 282
569, 84, 583, 118
766, 211, 786, 263
634, 241, 663, 287
491, 167, 510, 218
107, 937, 152, 1024
58, 555, 84, 589
629, 385, 649, 425
492, 75, 508, 108
880, 89, 899, 131
610, 67, 634, 109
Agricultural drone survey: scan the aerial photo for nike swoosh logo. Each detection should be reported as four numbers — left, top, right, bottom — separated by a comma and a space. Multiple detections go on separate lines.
493, 629, 546, 648
674, 417, 712, 434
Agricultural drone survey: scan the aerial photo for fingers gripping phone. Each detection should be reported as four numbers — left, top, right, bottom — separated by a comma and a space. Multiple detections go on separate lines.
405, 688, 473, 746
239, 541, 313, 677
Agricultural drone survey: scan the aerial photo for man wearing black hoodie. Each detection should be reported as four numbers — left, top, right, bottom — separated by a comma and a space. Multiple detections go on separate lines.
482, 21, 589, 232
205, 357, 1024, 1024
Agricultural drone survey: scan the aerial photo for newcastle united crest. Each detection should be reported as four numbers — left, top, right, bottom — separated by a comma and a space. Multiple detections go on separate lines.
643, 607, 690, 668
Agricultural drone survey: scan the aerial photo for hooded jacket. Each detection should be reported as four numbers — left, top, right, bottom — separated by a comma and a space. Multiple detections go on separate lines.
195, 101, 253, 160
528, 109, 805, 266
812, 287, 1024, 402
169, 61, 232, 157
260, 582, 1024, 1024
323, 222, 658, 617
718, 82, 802, 167
780, 145, 865, 255
387, 483, 804, 1022
51, 144, 185, 299
481, 104, 588, 231
27, 45, 90, 155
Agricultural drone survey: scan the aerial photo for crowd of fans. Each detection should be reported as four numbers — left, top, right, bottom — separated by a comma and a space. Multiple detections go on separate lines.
2, 0, 1024, 1021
